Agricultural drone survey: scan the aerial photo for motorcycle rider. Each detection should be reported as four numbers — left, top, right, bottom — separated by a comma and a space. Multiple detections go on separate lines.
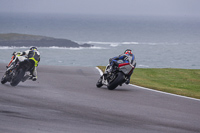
15, 46, 40, 81
108, 49, 136, 84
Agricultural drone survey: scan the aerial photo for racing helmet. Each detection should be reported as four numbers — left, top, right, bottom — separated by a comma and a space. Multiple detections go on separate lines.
30, 46, 38, 51
124, 49, 132, 55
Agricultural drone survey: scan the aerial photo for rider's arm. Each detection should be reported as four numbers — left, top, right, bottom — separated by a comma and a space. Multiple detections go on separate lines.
109, 55, 126, 65
109, 56, 118, 63
21, 50, 30, 56
111, 54, 125, 61
14, 50, 28, 56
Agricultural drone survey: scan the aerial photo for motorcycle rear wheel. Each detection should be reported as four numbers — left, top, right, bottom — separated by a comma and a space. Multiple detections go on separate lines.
10, 69, 25, 86
107, 72, 124, 90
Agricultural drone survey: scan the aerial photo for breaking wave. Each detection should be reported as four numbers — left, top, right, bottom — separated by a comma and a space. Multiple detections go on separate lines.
0, 46, 29, 49
0, 46, 107, 50
0, 41, 182, 50
47, 46, 107, 50
83, 41, 139, 47
78, 41, 181, 47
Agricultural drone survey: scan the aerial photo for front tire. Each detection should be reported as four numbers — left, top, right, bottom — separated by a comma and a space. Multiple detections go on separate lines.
1, 73, 8, 84
96, 76, 103, 88
107, 72, 124, 90
10, 69, 25, 86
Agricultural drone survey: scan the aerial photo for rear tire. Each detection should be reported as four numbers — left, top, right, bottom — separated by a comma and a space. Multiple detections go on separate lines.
107, 72, 124, 90
10, 69, 25, 86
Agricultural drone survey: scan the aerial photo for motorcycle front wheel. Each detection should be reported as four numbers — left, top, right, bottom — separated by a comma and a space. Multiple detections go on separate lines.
96, 76, 103, 88
1, 73, 8, 84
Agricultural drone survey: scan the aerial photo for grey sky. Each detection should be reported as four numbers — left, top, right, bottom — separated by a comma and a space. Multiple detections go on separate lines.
0, 0, 200, 17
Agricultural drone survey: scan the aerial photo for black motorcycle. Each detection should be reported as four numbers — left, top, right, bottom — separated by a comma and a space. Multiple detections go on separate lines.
1, 54, 34, 86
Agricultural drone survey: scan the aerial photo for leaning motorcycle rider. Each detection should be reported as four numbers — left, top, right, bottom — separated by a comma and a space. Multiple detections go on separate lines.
108, 49, 136, 84
15, 46, 40, 81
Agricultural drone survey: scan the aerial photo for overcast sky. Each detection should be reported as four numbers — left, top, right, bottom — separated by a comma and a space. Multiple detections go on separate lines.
0, 0, 200, 18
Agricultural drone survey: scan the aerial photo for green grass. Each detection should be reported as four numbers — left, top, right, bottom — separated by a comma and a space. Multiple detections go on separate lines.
97, 66, 200, 99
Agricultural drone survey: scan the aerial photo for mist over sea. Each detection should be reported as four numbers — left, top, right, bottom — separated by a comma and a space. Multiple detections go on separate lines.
0, 13, 200, 69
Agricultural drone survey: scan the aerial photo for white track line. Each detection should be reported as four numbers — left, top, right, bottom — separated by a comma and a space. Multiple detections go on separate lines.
95, 67, 200, 101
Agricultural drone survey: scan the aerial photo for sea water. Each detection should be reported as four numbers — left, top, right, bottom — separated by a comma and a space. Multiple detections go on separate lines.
0, 13, 200, 69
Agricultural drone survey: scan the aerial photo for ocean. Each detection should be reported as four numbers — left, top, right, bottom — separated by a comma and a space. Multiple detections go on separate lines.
0, 13, 200, 69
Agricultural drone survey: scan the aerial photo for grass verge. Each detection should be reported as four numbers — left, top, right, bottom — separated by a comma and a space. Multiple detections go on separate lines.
97, 66, 200, 99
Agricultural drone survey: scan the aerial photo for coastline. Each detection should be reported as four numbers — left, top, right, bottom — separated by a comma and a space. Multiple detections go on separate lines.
0, 33, 93, 47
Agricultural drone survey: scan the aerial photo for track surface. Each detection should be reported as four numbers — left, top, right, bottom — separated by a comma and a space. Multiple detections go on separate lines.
0, 64, 200, 133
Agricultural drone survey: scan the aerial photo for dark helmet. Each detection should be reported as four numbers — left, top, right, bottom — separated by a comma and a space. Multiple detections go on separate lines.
124, 49, 132, 55
30, 46, 38, 51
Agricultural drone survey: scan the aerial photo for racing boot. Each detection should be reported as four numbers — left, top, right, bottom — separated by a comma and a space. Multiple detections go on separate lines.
32, 76, 37, 81
125, 78, 130, 84
29, 75, 37, 81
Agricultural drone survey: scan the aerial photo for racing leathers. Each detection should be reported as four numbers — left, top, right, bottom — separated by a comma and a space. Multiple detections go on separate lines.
19, 49, 40, 81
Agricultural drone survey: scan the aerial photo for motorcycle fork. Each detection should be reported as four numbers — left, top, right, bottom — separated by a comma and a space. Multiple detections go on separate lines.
102, 75, 108, 85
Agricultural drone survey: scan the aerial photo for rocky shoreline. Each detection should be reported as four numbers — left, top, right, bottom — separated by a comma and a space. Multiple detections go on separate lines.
0, 33, 92, 47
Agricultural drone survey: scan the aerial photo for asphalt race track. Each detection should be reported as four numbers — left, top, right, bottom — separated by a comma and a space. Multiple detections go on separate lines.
0, 63, 200, 133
